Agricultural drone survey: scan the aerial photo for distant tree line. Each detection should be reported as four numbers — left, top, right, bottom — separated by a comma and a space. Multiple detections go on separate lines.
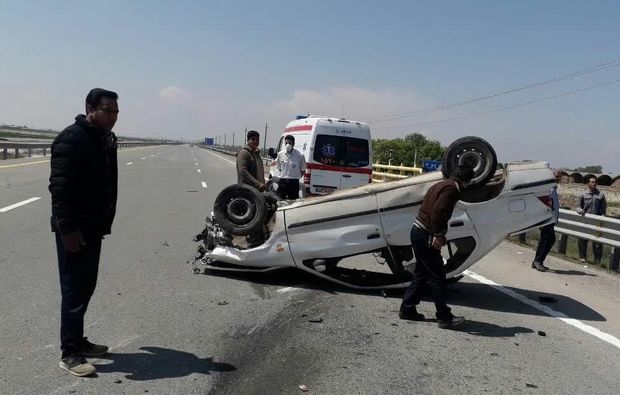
562, 165, 603, 173
372, 132, 443, 167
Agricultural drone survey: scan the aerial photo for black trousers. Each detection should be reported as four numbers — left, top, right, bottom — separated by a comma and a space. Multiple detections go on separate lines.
277, 178, 300, 200
534, 224, 556, 264
401, 226, 452, 320
578, 238, 603, 261
55, 232, 102, 357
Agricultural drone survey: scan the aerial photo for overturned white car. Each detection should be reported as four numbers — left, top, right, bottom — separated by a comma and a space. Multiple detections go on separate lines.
193, 137, 556, 289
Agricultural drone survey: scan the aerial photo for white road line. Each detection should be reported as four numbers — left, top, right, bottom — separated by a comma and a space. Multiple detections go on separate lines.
203, 149, 236, 165
126, 162, 133, 165
197, 169, 201, 173
464, 270, 620, 350
141, 157, 146, 160
0, 197, 41, 213
276, 286, 301, 294
201, 182, 207, 188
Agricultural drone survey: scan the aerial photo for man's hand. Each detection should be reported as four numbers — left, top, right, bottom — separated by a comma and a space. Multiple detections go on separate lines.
257, 183, 266, 192
431, 235, 446, 250
62, 231, 84, 252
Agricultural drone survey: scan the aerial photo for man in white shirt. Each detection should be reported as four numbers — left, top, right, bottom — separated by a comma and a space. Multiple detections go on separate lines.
276, 135, 306, 199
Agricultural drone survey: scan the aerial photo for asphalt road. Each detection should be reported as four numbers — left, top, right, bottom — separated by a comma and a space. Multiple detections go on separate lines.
1, 145, 619, 394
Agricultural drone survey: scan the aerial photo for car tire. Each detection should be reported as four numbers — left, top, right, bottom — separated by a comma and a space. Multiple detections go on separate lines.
442, 136, 497, 188
214, 184, 267, 236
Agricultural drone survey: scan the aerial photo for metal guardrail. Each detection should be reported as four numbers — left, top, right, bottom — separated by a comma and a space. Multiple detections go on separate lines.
372, 162, 423, 183
0, 141, 171, 160
555, 209, 620, 271
520, 209, 620, 271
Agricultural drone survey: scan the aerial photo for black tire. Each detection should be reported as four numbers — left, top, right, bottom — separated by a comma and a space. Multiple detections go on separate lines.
214, 184, 266, 236
442, 136, 497, 188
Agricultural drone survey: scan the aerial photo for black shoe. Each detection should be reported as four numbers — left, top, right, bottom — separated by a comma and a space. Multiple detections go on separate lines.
59, 354, 96, 377
81, 337, 109, 357
399, 310, 425, 321
532, 261, 548, 272
437, 315, 466, 329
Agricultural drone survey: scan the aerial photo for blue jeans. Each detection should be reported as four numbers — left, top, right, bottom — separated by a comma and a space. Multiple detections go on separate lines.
401, 226, 452, 321
55, 232, 102, 357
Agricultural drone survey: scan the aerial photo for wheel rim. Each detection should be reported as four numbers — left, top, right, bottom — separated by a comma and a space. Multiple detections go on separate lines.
453, 146, 493, 184
227, 197, 255, 224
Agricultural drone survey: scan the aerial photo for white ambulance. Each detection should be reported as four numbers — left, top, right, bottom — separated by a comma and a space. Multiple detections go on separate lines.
267, 116, 373, 195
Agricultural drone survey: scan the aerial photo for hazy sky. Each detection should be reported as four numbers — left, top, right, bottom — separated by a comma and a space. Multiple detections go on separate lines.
1, 0, 619, 172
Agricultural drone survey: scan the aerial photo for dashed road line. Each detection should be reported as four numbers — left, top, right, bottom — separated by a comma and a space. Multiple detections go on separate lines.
197, 169, 201, 173
0, 197, 42, 213
464, 269, 620, 350
126, 162, 134, 165
201, 182, 207, 188
141, 157, 146, 160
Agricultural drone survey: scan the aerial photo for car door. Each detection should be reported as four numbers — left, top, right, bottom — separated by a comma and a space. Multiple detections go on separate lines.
284, 193, 386, 267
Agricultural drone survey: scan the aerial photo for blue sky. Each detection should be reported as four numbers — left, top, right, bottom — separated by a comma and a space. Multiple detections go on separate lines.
1, 0, 619, 172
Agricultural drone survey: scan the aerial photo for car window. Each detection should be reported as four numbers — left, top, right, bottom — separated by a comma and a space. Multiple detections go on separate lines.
313, 134, 369, 167
276, 136, 284, 152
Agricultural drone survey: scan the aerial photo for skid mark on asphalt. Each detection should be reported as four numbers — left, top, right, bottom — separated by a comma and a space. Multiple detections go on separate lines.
0, 197, 41, 213
465, 269, 620, 350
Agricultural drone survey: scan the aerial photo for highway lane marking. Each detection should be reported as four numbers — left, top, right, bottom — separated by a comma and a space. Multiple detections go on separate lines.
202, 149, 237, 165
141, 157, 146, 160
0, 147, 162, 170
0, 159, 50, 169
464, 269, 620, 350
0, 197, 41, 213
201, 181, 207, 188
276, 286, 302, 293
126, 162, 134, 165
197, 169, 201, 173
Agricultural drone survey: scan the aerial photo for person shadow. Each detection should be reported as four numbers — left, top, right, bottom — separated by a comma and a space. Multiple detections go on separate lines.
547, 268, 596, 276
460, 320, 535, 337
92, 346, 236, 381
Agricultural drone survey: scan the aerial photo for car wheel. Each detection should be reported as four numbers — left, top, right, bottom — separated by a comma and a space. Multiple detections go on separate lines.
442, 136, 497, 187
214, 184, 267, 236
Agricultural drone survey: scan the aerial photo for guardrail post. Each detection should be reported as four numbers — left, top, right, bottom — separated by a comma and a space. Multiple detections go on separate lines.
518, 233, 526, 243
28, 148, 32, 157
557, 234, 568, 255
15, 148, 19, 159
2, 148, 6, 160
610, 247, 620, 272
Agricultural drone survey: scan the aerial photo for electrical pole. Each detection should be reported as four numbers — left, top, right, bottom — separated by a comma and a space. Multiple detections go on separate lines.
224, 134, 227, 146
263, 122, 269, 152
232, 132, 235, 148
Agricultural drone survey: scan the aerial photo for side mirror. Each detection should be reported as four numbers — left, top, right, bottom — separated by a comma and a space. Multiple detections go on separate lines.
268, 147, 277, 159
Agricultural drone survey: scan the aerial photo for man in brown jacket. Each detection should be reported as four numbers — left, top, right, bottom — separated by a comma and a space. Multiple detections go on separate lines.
236, 130, 265, 191
399, 164, 474, 329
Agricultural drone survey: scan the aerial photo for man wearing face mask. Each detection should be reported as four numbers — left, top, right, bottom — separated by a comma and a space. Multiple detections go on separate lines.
276, 135, 306, 200
49, 88, 119, 376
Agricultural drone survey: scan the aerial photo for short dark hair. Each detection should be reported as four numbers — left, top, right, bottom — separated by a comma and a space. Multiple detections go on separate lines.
453, 165, 475, 183
247, 130, 260, 140
85, 88, 118, 111
284, 135, 295, 144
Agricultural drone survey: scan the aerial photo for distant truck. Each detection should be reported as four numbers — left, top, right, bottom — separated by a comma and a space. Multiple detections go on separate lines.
204, 137, 214, 146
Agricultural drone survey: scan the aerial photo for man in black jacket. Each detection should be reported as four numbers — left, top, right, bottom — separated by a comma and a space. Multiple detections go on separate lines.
49, 88, 119, 376
399, 165, 474, 330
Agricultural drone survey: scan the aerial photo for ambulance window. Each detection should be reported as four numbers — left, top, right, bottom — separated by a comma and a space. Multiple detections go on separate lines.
344, 138, 370, 167
313, 135, 369, 167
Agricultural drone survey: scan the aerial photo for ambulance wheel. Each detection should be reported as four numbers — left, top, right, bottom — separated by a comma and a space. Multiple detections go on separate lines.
442, 136, 497, 188
214, 184, 266, 236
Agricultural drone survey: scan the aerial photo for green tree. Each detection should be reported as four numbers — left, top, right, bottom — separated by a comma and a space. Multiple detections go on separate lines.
372, 132, 443, 167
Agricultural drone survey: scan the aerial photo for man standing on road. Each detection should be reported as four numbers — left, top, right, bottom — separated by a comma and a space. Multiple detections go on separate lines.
532, 169, 561, 272
275, 135, 305, 200
49, 88, 119, 377
399, 165, 474, 329
576, 176, 607, 264
236, 130, 265, 191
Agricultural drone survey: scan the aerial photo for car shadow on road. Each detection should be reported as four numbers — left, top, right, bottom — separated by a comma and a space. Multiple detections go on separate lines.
92, 346, 236, 381
199, 268, 606, 322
